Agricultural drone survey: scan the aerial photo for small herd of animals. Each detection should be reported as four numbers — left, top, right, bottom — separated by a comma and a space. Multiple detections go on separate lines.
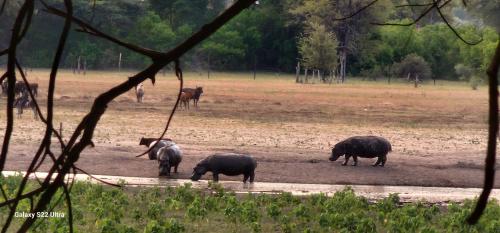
1, 80, 39, 119
139, 135, 392, 183
134, 83, 204, 110
1, 79, 204, 119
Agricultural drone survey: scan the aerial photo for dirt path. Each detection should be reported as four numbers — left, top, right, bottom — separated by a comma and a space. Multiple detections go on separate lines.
3, 171, 499, 203
1, 71, 497, 189
4, 143, 499, 188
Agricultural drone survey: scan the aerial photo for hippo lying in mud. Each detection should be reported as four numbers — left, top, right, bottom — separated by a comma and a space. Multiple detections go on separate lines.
190, 153, 257, 183
157, 141, 183, 176
329, 136, 392, 167
139, 137, 172, 160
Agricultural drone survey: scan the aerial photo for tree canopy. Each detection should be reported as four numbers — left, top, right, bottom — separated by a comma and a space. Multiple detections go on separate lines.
0, 0, 497, 81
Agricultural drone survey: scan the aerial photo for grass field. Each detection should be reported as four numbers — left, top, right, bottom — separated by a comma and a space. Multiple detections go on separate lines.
1, 70, 498, 187
1, 176, 500, 233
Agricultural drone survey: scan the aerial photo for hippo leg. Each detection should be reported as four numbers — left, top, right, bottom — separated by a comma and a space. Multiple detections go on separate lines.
249, 171, 255, 183
352, 156, 358, 166
213, 173, 219, 182
174, 165, 178, 173
342, 155, 351, 166
243, 174, 250, 183
379, 155, 387, 167
373, 158, 381, 167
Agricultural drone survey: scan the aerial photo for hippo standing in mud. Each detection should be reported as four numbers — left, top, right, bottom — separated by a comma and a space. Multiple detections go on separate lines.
139, 137, 172, 160
190, 153, 257, 183
329, 136, 392, 167
156, 141, 183, 176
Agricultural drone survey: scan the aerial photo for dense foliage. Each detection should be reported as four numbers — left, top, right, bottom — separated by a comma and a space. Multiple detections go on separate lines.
1, 175, 500, 233
0, 0, 498, 81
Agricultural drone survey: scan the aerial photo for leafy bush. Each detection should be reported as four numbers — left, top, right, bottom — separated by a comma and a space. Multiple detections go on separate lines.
393, 54, 432, 81
1, 177, 500, 233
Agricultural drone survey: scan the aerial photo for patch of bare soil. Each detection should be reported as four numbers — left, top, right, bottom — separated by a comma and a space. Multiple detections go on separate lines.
1, 71, 497, 188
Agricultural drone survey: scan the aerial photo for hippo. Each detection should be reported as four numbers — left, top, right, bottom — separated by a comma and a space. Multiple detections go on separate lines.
156, 141, 183, 176
139, 137, 172, 147
146, 140, 171, 160
329, 136, 392, 167
190, 153, 257, 183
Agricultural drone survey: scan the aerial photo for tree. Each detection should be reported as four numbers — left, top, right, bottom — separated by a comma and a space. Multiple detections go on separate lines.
393, 53, 431, 82
200, 25, 246, 71
291, 0, 390, 82
467, 0, 500, 32
298, 22, 337, 81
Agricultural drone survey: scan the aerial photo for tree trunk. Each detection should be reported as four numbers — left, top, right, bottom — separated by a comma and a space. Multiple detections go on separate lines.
295, 62, 301, 83
339, 49, 347, 83
305, 68, 309, 84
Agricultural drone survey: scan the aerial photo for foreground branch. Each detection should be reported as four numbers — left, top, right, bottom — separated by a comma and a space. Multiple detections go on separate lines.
467, 39, 500, 224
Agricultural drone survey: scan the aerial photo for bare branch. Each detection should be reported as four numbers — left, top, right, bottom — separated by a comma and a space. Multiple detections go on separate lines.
432, 0, 481, 45
42, 1, 165, 59
332, 0, 379, 21
467, 40, 500, 224
372, 0, 452, 26
136, 60, 184, 158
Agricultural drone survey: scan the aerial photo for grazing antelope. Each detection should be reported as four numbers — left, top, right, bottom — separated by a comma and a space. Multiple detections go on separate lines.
179, 91, 193, 109
135, 83, 144, 103
181, 86, 203, 109
14, 91, 37, 120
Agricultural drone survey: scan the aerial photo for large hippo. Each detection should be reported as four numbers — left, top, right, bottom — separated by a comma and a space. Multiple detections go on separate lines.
145, 139, 171, 160
329, 136, 392, 167
156, 141, 183, 176
190, 153, 257, 183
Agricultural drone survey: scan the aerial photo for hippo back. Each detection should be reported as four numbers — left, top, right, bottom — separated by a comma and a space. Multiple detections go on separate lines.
148, 140, 168, 160
208, 153, 257, 175
343, 136, 391, 158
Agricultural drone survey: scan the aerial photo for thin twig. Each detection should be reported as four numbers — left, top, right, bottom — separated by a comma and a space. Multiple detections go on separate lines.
432, 0, 481, 45
332, 0, 378, 21
136, 60, 184, 158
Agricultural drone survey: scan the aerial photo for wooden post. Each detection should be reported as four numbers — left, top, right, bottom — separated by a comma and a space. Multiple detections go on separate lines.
118, 53, 122, 72
77, 56, 81, 74
253, 54, 257, 80
207, 54, 210, 79
59, 122, 63, 139
305, 68, 309, 84
83, 58, 87, 75
295, 62, 300, 83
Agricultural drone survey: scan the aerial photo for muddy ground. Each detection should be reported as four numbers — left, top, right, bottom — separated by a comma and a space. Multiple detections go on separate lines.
2, 70, 499, 188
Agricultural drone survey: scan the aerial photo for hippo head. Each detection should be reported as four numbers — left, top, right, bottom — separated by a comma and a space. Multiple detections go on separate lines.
190, 165, 207, 181
329, 143, 346, 161
157, 147, 171, 176
139, 137, 147, 146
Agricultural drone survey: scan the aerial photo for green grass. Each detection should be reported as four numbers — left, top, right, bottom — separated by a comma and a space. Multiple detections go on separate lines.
1, 175, 500, 233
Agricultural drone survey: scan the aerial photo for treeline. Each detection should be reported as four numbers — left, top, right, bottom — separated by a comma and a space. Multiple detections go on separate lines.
0, 0, 498, 81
